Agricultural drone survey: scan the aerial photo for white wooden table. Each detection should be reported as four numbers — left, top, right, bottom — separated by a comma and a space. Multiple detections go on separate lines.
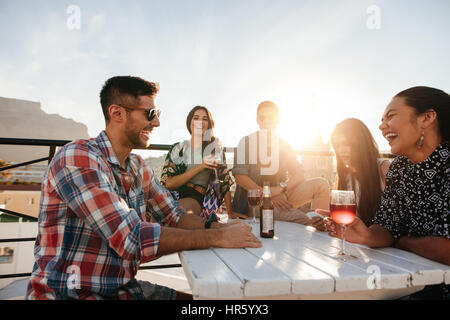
179, 220, 450, 300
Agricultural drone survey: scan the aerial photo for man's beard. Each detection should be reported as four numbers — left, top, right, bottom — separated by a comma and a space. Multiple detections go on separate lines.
125, 126, 151, 149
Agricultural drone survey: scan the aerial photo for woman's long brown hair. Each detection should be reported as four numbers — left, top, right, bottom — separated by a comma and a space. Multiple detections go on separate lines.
331, 118, 382, 226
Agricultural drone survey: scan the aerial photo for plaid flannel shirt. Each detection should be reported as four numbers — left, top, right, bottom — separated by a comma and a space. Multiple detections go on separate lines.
25, 131, 185, 300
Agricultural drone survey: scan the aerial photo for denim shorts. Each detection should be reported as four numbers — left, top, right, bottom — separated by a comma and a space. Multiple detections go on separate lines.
138, 280, 177, 300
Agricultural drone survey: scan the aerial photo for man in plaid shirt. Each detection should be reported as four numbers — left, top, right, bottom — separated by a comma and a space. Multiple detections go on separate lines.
25, 76, 261, 300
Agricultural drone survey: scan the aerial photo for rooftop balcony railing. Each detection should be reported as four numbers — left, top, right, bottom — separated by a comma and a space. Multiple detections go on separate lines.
0, 137, 395, 280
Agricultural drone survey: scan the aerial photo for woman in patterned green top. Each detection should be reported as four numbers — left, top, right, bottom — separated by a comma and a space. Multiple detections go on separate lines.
161, 106, 248, 220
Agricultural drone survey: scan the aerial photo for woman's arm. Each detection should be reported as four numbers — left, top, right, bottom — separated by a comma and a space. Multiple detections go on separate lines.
165, 163, 204, 190
165, 160, 217, 190
395, 236, 450, 265
233, 174, 260, 191
318, 209, 394, 247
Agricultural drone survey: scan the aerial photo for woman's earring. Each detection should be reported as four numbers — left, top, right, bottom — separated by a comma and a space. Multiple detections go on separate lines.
417, 130, 425, 149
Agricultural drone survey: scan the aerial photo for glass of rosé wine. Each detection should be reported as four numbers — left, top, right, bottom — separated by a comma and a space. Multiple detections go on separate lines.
330, 190, 357, 260
247, 189, 261, 225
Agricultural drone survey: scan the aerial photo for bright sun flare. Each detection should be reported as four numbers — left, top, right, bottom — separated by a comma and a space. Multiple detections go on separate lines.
277, 92, 344, 151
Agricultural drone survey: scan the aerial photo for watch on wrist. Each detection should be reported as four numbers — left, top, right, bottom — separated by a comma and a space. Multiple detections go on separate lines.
279, 182, 287, 194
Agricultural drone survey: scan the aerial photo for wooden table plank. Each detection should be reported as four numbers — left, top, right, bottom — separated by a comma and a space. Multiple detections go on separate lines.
279, 221, 447, 287
213, 247, 291, 297
244, 221, 375, 292
246, 241, 335, 295
179, 250, 243, 299
270, 222, 409, 291
180, 220, 448, 299
376, 247, 450, 285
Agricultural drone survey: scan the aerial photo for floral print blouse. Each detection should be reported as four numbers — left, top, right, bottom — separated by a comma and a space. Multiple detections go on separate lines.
160, 139, 234, 204
373, 143, 449, 240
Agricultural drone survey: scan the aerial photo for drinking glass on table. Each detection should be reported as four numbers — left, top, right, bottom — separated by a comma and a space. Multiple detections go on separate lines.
330, 190, 357, 260
206, 153, 222, 196
247, 189, 261, 225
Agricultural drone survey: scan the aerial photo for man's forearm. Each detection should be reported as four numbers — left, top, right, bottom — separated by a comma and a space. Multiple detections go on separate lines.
165, 165, 203, 190
176, 211, 223, 230
176, 213, 205, 229
395, 236, 450, 265
286, 170, 305, 190
157, 226, 220, 256
234, 174, 260, 191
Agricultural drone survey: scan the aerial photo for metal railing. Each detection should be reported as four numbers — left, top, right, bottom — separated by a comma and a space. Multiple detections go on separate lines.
0, 137, 394, 280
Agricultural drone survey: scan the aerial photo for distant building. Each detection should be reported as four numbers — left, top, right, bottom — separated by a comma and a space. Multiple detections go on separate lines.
0, 190, 40, 220
0, 164, 47, 184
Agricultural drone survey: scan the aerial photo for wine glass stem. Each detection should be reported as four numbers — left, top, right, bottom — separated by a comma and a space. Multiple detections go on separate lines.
341, 224, 347, 254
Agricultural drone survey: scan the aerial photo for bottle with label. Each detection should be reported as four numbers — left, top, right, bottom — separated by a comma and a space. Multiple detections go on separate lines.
260, 183, 274, 238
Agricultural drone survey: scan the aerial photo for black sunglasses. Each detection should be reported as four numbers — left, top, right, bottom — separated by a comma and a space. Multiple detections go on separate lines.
120, 105, 161, 121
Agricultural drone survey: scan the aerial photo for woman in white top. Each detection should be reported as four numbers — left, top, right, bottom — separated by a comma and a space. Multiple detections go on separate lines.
312, 118, 390, 229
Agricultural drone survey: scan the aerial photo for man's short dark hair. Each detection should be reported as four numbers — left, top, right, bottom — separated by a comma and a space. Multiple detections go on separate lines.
257, 100, 279, 115
100, 76, 159, 123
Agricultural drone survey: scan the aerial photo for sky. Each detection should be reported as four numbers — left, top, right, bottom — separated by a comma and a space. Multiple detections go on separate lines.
0, 0, 449, 158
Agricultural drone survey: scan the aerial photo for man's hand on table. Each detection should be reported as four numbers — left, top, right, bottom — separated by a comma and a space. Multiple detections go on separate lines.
214, 219, 262, 248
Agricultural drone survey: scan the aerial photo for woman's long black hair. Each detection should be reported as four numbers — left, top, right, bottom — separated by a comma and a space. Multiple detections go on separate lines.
394, 86, 450, 143
331, 118, 383, 226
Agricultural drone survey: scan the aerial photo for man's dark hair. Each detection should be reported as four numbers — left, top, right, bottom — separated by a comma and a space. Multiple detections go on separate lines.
100, 76, 159, 123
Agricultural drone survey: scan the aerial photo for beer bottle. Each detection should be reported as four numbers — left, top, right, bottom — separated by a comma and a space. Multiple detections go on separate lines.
260, 183, 274, 238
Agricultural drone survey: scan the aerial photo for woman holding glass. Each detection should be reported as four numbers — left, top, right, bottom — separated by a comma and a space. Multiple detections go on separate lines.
161, 106, 248, 220
312, 118, 391, 231
319, 86, 450, 269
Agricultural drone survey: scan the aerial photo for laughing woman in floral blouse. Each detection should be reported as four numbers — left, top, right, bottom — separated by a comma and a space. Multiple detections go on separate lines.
320, 86, 450, 298
320, 86, 450, 265
161, 106, 248, 221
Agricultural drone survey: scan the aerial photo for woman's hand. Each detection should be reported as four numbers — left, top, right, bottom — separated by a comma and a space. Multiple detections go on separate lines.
200, 155, 220, 170
316, 209, 370, 245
